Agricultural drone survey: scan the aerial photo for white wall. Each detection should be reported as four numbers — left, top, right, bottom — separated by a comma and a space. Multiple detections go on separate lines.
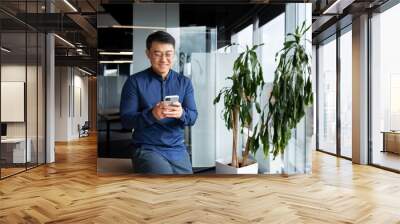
55, 67, 89, 141
1, 65, 25, 127
1, 82, 25, 122
72, 73, 89, 138
190, 52, 215, 167
255, 13, 286, 173
1, 63, 46, 164
214, 53, 239, 163
1, 65, 36, 138
55, 66, 69, 141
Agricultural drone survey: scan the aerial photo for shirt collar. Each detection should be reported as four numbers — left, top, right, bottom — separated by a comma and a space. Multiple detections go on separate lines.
148, 67, 173, 82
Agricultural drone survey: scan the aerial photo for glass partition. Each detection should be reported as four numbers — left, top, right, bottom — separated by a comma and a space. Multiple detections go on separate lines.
0, 1, 46, 179
0, 9, 28, 177
178, 27, 217, 169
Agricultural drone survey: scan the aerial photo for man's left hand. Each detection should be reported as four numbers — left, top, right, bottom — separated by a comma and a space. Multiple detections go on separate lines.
163, 102, 183, 119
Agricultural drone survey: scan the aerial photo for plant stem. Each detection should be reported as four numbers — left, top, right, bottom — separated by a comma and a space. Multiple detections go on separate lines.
241, 127, 251, 166
231, 107, 239, 168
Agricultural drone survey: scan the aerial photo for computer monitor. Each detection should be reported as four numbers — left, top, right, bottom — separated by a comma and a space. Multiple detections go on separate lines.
1, 123, 7, 137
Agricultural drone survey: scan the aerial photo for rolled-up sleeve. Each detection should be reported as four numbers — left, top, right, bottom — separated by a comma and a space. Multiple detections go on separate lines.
120, 77, 157, 130
179, 79, 198, 126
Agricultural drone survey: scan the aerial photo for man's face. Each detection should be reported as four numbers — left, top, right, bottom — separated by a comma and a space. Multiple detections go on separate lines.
146, 41, 175, 76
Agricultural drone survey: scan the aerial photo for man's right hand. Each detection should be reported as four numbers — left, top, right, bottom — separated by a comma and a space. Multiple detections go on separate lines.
152, 102, 166, 120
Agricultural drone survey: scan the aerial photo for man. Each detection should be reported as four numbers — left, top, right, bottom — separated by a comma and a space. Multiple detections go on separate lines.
120, 31, 198, 174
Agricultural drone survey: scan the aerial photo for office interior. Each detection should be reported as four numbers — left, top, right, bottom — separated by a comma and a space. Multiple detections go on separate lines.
0, 0, 399, 223
313, 0, 400, 172
0, 0, 96, 179
0, 0, 396, 176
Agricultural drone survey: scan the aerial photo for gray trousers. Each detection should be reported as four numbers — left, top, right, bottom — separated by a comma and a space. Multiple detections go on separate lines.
132, 147, 193, 174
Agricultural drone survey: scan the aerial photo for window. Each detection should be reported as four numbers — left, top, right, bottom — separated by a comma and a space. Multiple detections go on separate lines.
317, 36, 337, 155
370, 3, 400, 171
340, 27, 352, 158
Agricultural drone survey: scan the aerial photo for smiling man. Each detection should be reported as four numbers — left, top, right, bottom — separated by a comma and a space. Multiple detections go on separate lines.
120, 31, 198, 174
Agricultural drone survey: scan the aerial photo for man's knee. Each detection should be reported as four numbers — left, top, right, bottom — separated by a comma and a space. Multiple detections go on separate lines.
171, 151, 193, 174
132, 149, 174, 174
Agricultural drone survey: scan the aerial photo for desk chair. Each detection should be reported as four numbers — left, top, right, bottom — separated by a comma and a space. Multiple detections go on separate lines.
78, 121, 90, 138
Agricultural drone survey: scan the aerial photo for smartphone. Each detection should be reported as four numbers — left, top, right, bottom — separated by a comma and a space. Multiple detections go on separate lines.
164, 95, 179, 106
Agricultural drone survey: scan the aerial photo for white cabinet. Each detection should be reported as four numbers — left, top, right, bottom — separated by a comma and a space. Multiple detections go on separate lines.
1, 138, 31, 163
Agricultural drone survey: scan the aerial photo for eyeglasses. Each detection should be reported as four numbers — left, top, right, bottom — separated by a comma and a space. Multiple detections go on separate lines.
151, 51, 174, 59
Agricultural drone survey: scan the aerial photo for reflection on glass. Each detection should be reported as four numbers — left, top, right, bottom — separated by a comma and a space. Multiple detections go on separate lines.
177, 27, 217, 168
371, 3, 400, 171
318, 37, 337, 154
97, 70, 130, 158
340, 28, 352, 158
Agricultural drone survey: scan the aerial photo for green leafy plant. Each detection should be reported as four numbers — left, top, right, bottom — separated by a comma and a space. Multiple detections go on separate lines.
214, 22, 312, 168
213, 44, 265, 168
255, 21, 313, 159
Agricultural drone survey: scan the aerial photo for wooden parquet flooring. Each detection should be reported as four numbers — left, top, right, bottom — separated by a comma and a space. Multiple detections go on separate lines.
1, 134, 400, 223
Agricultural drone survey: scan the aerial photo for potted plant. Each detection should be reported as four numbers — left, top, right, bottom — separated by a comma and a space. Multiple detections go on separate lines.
255, 21, 313, 160
213, 44, 265, 174
214, 22, 312, 174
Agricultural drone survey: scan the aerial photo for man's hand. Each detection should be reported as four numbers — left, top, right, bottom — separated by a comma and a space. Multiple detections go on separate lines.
163, 102, 183, 119
152, 102, 167, 120
152, 102, 183, 120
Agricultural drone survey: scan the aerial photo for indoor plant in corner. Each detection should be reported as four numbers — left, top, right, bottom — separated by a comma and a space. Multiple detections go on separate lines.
213, 22, 313, 174
256, 21, 314, 161
213, 44, 265, 174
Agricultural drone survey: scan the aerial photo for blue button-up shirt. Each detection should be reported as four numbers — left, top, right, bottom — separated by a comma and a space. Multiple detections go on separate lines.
120, 67, 198, 161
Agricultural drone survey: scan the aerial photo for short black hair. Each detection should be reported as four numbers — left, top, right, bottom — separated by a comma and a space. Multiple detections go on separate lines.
146, 31, 175, 50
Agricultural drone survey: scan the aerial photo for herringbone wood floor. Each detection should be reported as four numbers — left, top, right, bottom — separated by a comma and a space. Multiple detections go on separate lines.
1, 134, 400, 224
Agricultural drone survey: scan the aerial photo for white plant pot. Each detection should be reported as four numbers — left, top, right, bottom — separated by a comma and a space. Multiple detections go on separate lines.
215, 158, 258, 174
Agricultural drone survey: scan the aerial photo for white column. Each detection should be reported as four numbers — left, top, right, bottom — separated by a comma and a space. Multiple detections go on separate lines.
45, 0, 55, 163
352, 14, 369, 164
46, 32, 55, 163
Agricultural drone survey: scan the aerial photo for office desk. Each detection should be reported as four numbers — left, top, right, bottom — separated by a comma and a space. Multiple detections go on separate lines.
1, 138, 31, 163
382, 131, 400, 154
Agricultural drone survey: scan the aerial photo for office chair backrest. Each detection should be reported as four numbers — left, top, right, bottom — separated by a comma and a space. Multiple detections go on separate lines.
82, 121, 90, 130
